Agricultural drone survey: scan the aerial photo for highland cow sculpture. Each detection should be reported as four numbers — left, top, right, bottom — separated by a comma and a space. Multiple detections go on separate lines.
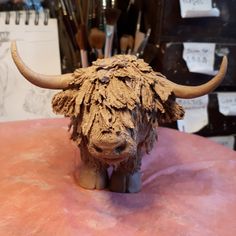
11, 41, 227, 193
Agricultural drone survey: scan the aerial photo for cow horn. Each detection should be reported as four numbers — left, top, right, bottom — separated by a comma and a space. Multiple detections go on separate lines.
11, 41, 74, 89
169, 56, 228, 99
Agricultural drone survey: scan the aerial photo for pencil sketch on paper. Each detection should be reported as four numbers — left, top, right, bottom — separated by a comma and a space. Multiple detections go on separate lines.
0, 48, 10, 117
0, 44, 57, 121
0, 63, 8, 116
23, 87, 55, 117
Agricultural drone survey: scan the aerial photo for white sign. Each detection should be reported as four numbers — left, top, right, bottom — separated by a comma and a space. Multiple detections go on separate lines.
217, 93, 236, 116
177, 95, 209, 133
183, 42, 217, 75
179, 0, 220, 18
209, 136, 235, 150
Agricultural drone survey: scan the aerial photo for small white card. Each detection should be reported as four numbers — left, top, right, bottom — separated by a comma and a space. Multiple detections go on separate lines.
217, 93, 236, 116
179, 0, 220, 18
183, 42, 217, 75
177, 95, 209, 133
208, 136, 235, 150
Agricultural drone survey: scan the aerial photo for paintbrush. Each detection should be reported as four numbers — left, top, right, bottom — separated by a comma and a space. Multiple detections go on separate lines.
127, 35, 134, 54
59, 0, 78, 50
120, 35, 129, 54
136, 28, 151, 58
75, 0, 89, 67
133, 10, 145, 54
120, 34, 134, 54
76, 24, 89, 67
104, 7, 121, 58
87, 0, 105, 59
89, 27, 106, 59
127, 0, 135, 12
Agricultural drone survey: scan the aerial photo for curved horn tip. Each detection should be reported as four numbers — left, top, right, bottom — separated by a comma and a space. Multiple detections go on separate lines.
171, 55, 228, 99
221, 55, 228, 71
10, 40, 73, 90
222, 55, 228, 64
10, 41, 17, 58
216, 55, 228, 80
11, 40, 16, 48
11, 40, 17, 51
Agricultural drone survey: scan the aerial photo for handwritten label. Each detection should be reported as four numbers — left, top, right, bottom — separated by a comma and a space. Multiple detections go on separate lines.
209, 136, 235, 150
177, 95, 209, 133
217, 93, 236, 116
179, 0, 220, 18
183, 42, 217, 75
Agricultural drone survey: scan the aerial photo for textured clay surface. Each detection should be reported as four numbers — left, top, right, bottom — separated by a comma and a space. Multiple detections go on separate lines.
52, 55, 184, 148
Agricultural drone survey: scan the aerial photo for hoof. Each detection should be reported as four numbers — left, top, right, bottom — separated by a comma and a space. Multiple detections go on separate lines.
74, 164, 108, 190
109, 171, 141, 193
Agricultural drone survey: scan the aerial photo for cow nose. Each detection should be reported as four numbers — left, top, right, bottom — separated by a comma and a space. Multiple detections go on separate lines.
92, 141, 127, 155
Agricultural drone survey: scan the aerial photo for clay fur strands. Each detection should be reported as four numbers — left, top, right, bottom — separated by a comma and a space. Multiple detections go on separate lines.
11, 41, 227, 193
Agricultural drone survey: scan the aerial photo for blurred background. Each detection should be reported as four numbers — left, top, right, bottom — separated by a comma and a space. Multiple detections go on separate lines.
0, 0, 235, 150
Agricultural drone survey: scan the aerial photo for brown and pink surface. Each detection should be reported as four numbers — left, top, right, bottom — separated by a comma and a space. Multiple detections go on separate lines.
0, 118, 236, 236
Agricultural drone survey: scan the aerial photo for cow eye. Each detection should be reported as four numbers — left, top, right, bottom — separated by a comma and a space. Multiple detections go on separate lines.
93, 144, 103, 153
101, 130, 111, 134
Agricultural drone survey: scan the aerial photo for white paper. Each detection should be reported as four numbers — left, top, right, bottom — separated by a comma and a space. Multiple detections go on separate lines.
217, 93, 236, 116
208, 136, 235, 150
0, 11, 61, 121
179, 0, 220, 18
177, 95, 209, 133
183, 42, 217, 75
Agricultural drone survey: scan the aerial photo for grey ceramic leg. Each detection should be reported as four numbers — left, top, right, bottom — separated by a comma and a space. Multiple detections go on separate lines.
109, 171, 141, 193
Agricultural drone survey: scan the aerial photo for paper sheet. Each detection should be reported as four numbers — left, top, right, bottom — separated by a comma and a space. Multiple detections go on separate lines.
0, 11, 61, 121
217, 93, 236, 116
183, 42, 217, 75
179, 0, 220, 18
177, 95, 209, 133
208, 136, 235, 150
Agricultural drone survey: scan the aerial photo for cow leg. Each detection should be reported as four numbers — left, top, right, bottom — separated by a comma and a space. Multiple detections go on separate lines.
109, 170, 141, 193
74, 163, 108, 190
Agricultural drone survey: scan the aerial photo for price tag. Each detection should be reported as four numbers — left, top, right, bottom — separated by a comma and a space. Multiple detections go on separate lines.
177, 95, 209, 133
208, 136, 235, 150
183, 42, 217, 75
217, 93, 236, 116
179, 0, 220, 18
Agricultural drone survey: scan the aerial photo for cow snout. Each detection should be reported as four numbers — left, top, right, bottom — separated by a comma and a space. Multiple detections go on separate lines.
88, 131, 137, 163
92, 141, 127, 156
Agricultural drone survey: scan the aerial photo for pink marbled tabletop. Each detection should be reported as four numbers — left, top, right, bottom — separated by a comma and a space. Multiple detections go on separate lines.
0, 119, 236, 236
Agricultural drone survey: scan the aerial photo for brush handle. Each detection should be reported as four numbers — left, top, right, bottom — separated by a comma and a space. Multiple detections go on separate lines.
104, 24, 115, 58
80, 49, 88, 67
136, 28, 151, 58
133, 31, 145, 53
97, 49, 104, 59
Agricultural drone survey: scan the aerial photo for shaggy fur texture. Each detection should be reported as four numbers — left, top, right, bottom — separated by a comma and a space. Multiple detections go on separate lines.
52, 55, 184, 171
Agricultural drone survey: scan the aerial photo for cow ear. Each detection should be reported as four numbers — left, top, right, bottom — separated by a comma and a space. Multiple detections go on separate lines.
151, 76, 185, 124
52, 90, 78, 117
158, 99, 185, 124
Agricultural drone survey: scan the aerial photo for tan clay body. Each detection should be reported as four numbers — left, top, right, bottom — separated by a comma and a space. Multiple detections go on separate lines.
11, 41, 227, 193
